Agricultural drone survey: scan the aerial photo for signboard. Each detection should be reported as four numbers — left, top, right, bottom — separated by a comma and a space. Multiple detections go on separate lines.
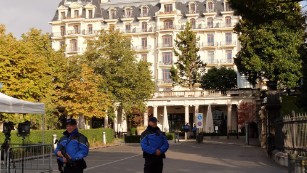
196, 113, 203, 128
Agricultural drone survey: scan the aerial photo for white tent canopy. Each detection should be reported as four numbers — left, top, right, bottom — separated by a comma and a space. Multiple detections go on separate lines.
0, 92, 44, 114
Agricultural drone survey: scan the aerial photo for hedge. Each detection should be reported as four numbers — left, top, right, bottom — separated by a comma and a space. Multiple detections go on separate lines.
124, 133, 174, 143
0, 128, 114, 147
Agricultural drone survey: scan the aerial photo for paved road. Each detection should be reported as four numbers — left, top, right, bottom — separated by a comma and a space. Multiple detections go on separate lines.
52, 139, 287, 173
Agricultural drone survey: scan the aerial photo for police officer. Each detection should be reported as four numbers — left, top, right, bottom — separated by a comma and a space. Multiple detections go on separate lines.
54, 119, 89, 173
140, 117, 169, 173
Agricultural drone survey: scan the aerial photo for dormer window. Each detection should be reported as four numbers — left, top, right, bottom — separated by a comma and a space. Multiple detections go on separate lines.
88, 10, 93, 18
61, 12, 66, 19
74, 10, 79, 18
208, 1, 214, 12
110, 9, 117, 19
141, 6, 149, 17
189, 3, 196, 13
225, 1, 231, 11
125, 8, 132, 18
164, 4, 173, 13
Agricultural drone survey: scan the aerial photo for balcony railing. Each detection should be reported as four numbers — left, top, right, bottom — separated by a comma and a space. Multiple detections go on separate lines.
66, 30, 81, 35
198, 42, 216, 47
159, 61, 173, 66
219, 41, 237, 46
153, 89, 259, 98
132, 45, 152, 50
160, 43, 173, 48
204, 59, 234, 64
82, 30, 100, 35
66, 47, 80, 53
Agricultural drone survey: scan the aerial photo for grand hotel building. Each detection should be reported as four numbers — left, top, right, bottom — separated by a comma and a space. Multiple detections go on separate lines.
50, 0, 257, 134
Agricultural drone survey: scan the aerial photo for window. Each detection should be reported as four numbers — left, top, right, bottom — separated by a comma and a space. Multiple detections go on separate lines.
208, 2, 213, 12
226, 33, 232, 44
190, 18, 196, 29
125, 24, 131, 32
142, 6, 148, 17
207, 34, 214, 46
88, 10, 93, 18
61, 12, 66, 19
88, 24, 93, 34
60, 26, 65, 36
162, 35, 172, 47
190, 3, 196, 13
70, 39, 78, 52
125, 8, 132, 17
162, 69, 172, 83
60, 41, 65, 48
164, 4, 173, 13
225, 1, 231, 11
74, 10, 79, 18
225, 16, 231, 27
207, 17, 213, 28
142, 22, 147, 32
207, 51, 215, 63
162, 52, 172, 65
226, 50, 232, 63
110, 9, 116, 19
109, 24, 115, 31
141, 37, 147, 49
73, 25, 79, 34
164, 20, 173, 29
141, 54, 147, 62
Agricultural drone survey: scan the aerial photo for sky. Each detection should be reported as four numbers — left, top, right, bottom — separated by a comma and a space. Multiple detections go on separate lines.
0, 0, 306, 38
0, 0, 60, 38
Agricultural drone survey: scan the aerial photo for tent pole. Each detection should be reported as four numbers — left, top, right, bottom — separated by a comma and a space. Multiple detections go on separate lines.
42, 114, 45, 144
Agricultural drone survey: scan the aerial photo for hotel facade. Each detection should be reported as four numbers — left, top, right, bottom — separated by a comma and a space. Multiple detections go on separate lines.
50, 0, 258, 134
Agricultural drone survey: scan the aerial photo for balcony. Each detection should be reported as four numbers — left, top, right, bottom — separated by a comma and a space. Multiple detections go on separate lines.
66, 30, 81, 35
219, 58, 234, 64
160, 43, 173, 48
159, 61, 172, 66
132, 45, 152, 51
219, 41, 237, 47
152, 89, 259, 98
51, 32, 65, 37
198, 42, 216, 48
204, 58, 234, 65
83, 30, 100, 35
66, 47, 81, 54
157, 79, 173, 85
203, 9, 216, 15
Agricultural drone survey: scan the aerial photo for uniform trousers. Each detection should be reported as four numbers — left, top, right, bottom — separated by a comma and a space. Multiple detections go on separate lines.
144, 157, 163, 173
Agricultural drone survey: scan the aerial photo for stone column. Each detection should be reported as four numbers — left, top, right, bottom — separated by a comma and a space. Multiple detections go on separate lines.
153, 106, 158, 118
121, 109, 127, 133
144, 109, 148, 127
227, 104, 232, 138
104, 115, 109, 128
184, 105, 189, 140
163, 105, 169, 132
194, 105, 199, 125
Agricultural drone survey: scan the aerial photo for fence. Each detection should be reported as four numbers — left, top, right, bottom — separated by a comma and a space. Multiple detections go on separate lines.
0, 144, 53, 173
282, 112, 307, 173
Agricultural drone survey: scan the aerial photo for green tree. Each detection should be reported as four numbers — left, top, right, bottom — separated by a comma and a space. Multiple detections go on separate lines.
170, 22, 206, 89
229, 0, 305, 88
200, 67, 237, 93
81, 29, 155, 114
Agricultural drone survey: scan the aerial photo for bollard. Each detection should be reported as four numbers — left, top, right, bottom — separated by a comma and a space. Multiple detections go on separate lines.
103, 132, 106, 145
52, 134, 57, 150
288, 153, 297, 173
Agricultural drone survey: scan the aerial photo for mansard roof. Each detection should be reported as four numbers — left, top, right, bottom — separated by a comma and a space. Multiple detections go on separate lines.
51, 0, 230, 22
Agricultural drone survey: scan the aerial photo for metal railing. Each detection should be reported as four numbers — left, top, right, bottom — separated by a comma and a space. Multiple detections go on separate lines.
0, 144, 53, 173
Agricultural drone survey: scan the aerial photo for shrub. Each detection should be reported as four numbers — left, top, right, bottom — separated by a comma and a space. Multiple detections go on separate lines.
130, 128, 137, 136
0, 128, 114, 146
166, 133, 174, 140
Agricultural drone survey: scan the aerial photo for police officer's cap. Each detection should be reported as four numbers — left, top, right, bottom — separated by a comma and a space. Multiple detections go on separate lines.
66, 119, 77, 125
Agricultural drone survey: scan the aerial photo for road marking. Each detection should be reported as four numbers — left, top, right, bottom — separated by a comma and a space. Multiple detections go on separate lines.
85, 154, 141, 171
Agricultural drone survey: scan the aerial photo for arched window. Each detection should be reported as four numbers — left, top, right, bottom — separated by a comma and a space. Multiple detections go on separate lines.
88, 24, 93, 34
208, 1, 214, 12
190, 18, 196, 29
225, 16, 231, 27
142, 6, 148, 17
73, 25, 79, 34
70, 39, 78, 52
125, 7, 132, 18
190, 3, 196, 13
109, 9, 116, 19
207, 17, 213, 28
